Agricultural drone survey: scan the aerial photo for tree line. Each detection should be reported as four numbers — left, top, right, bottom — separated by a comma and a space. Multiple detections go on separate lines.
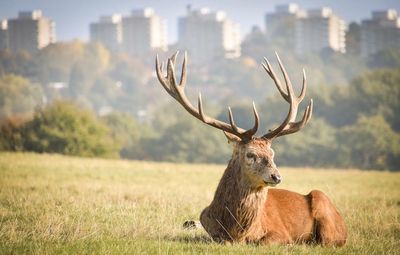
0, 41, 399, 171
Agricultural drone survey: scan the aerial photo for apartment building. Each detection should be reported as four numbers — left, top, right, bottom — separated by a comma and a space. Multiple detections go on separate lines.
7, 10, 55, 54
295, 8, 346, 55
90, 14, 122, 52
0, 20, 7, 50
121, 8, 167, 55
178, 7, 241, 63
360, 9, 400, 57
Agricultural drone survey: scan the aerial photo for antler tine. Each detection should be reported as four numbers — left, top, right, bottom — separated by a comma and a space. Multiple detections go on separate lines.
305, 99, 313, 124
155, 54, 172, 94
156, 51, 312, 142
298, 68, 307, 101
179, 51, 187, 86
197, 92, 208, 122
262, 53, 312, 140
227, 102, 259, 139
262, 57, 289, 102
263, 56, 307, 104
262, 103, 294, 139
243, 101, 260, 137
171, 51, 179, 66
155, 54, 162, 78
155, 51, 259, 141
228, 107, 240, 133
306, 99, 313, 123
167, 58, 177, 88
275, 52, 294, 97
275, 99, 313, 137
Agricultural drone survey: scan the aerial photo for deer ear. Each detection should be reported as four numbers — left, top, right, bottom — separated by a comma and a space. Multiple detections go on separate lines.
223, 131, 241, 144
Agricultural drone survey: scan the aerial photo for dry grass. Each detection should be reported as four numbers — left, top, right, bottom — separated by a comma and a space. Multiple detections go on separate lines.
0, 152, 399, 254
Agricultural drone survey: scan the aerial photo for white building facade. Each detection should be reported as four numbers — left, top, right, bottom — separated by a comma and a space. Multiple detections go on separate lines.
122, 8, 167, 55
265, 4, 305, 37
178, 7, 241, 63
0, 20, 8, 50
90, 14, 122, 52
295, 8, 346, 55
360, 9, 400, 57
7, 10, 55, 54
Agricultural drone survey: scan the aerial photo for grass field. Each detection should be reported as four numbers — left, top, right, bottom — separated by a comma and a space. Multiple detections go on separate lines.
0, 152, 399, 254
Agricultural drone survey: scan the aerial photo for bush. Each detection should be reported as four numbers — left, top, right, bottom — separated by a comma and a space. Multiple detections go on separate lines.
0, 74, 42, 118
101, 112, 155, 158
22, 101, 118, 157
0, 114, 30, 151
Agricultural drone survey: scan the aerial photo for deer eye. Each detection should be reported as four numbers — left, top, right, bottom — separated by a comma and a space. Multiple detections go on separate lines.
246, 152, 257, 160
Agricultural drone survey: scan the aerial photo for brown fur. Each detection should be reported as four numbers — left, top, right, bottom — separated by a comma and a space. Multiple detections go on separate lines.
155, 51, 345, 246
200, 138, 347, 246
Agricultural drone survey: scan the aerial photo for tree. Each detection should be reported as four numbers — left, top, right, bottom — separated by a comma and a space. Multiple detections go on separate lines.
0, 74, 43, 119
0, 49, 16, 75
336, 115, 400, 170
35, 41, 86, 83
23, 101, 118, 157
90, 76, 121, 108
273, 118, 338, 167
367, 48, 400, 69
0, 114, 30, 151
101, 112, 154, 158
241, 26, 269, 60
349, 69, 400, 131
133, 114, 231, 163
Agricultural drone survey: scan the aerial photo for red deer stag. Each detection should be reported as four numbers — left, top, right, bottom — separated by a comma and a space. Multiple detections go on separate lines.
155, 52, 347, 246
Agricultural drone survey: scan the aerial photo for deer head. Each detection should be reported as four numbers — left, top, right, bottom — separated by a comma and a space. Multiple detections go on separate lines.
155, 52, 313, 190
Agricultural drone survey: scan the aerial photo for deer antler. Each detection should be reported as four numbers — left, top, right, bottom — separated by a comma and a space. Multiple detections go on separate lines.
156, 51, 259, 142
261, 52, 313, 140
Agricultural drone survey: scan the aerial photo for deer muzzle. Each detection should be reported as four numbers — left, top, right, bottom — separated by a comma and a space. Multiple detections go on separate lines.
263, 170, 282, 186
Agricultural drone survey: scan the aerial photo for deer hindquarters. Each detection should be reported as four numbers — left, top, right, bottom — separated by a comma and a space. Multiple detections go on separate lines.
309, 190, 347, 246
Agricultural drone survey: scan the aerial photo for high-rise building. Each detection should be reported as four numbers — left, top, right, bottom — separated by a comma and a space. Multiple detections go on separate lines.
121, 8, 167, 55
90, 14, 122, 52
360, 9, 400, 57
7, 10, 55, 54
265, 4, 305, 40
295, 8, 346, 55
0, 20, 8, 50
178, 7, 241, 63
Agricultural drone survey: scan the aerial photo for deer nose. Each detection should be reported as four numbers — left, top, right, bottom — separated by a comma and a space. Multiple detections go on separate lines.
270, 173, 282, 184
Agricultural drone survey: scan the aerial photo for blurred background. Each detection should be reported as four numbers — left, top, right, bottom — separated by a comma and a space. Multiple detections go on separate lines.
0, 0, 399, 170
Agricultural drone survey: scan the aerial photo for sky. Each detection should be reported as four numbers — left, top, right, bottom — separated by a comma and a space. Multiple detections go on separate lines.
0, 0, 399, 43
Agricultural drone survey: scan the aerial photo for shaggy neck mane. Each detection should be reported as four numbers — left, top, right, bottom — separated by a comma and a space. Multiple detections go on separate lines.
207, 150, 268, 242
